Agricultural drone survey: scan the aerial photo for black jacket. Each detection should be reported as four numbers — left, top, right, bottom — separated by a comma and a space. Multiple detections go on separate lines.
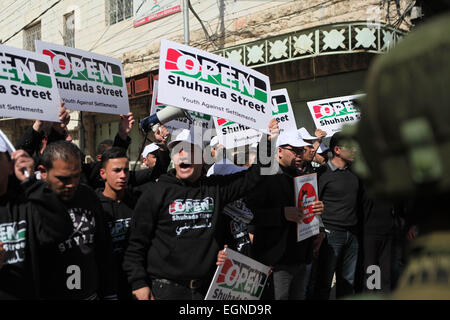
0, 178, 74, 299
38, 184, 117, 300
207, 163, 253, 256
96, 188, 141, 299
246, 165, 314, 266
123, 162, 267, 291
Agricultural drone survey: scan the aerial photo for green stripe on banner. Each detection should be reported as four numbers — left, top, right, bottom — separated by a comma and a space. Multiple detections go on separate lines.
254, 88, 267, 103
36, 73, 53, 88
273, 103, 289, 115
112, 75, 123, 87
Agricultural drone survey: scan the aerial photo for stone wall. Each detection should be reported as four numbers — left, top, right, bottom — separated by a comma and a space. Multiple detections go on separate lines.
0, 0, 413, 79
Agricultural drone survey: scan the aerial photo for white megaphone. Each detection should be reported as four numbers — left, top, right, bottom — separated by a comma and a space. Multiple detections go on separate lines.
140, 106, 193, 133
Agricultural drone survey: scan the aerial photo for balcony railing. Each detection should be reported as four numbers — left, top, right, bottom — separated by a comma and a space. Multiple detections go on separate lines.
214, 21, 407, 68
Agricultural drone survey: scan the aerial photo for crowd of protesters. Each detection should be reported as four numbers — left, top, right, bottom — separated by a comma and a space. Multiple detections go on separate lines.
0, 101, 418, 300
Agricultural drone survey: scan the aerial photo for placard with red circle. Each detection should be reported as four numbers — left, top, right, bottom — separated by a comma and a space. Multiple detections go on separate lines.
297, 182, 317, 224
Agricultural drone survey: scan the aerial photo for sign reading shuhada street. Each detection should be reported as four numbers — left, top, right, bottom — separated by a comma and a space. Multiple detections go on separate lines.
35, 41, 130, 115
213, 117, 262, 149
158, 39, 273, 132
0, 44, 60, 122
307, 94, 364, 136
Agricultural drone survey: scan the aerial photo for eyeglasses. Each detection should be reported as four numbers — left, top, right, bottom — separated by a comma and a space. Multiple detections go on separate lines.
281, 147, 306, 155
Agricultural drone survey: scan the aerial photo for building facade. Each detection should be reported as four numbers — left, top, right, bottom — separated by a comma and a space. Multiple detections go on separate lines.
0, 0, 414, 164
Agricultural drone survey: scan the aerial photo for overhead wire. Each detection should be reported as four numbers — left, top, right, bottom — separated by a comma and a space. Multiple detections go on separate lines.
114, 0, 322, 60
0, 0, 24, 22
392, 0, 414, 29
188, 0, 219, 49
3, 0, 62, 44
121, 0, 324, 63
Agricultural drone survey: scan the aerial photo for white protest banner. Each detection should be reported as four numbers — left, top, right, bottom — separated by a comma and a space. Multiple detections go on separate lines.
0, 129, 16, 154
213, 117, 262, 149
150, 80, 213, 133
294, 173, 320, 242
307, 94, 364, 136
0, 44, 60, 122
35, 41, 129, 115
133, 0, 181, 27
205, 248, 271, 300
158, 39, 272, 131
271, 89, 297, 133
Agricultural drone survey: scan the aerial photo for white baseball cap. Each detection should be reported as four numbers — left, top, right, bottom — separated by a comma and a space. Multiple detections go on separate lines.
0, 129, 15, 155
276, 130, 312, 148
297, 127, 319, 141
209, 136, 219, 148
142, 143, 159, 158
168, 128, 204, 150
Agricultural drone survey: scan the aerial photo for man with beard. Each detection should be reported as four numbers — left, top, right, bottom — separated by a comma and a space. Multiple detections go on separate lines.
246, 129, 324, 300
37, 141, 116, 300
0, 131, 73, 299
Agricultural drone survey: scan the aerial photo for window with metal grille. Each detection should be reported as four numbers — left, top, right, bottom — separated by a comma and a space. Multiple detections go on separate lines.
107, 0, 133, 25
23, 22, 41, 51
64, 12, 75, 47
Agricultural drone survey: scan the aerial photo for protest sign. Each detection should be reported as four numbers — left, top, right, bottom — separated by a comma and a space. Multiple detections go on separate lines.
0, 44, 60, 122
150, 80, 213, 133
271, 89, 297, 133
35, 41, 129, 115
205, 248, 271, 300
294, 173, 320, 242
0, 129, 16, 155
158, 39, 272, 131
213, 117, 262, 149
307, 94, 364, 136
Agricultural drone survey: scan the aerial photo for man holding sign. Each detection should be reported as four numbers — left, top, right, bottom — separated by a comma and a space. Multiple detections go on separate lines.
207, 248, 271, 300
0, 131, 74, 299
123, 119, 279, 300
246, 130, 324, 300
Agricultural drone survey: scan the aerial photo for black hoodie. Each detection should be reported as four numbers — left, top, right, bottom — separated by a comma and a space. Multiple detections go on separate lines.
0, 178, 74, 299
96, 188, 142, 299
246, 165, 314, 266
123, 161, 268, 292
38, 184, 117, 300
